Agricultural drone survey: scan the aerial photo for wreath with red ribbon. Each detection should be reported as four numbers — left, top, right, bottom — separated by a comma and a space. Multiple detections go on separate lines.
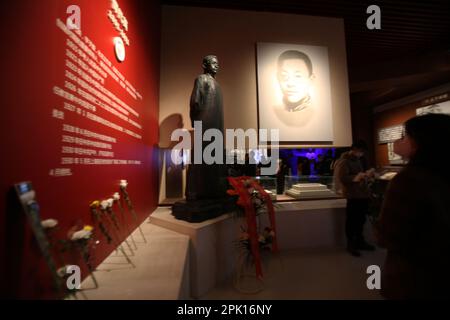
227, 176, 278, 279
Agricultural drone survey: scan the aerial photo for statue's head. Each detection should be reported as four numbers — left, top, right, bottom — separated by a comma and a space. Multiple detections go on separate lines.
202, 55, 219, 76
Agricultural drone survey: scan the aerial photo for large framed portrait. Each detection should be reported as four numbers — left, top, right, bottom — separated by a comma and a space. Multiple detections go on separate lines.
256, 42, 334, 142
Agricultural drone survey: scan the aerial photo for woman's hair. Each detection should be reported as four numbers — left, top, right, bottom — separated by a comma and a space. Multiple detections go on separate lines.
405, 113, 450, 179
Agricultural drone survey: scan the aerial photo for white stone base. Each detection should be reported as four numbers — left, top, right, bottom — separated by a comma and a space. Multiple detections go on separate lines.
286, 183, 336, 199
149, 208, 239, 299
273, 199, 347, 250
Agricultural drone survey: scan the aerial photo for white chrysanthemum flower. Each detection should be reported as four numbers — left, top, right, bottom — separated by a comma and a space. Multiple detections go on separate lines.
41, 219, 58, 229
100, 200, 109, 210
57, 265, 69, 278
113, 192, 120, 201
254, 198, 262, 206
120, 180, 128, 188
106, 198, 114, 207
71, 229, 92, 241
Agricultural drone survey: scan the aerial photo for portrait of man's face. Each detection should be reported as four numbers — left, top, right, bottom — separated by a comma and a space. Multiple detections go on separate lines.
277, 52, 313, 109
257, 43, 334, 142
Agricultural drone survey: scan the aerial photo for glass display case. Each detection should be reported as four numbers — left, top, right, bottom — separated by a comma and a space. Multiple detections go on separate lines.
254, 176, 277, 201
284, 175, 338, 199
367, 166, 403, 220
377, 166, 402, 181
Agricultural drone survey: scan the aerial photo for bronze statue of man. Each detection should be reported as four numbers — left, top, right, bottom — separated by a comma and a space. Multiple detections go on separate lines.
172, 55, 232, 222
185, 55, 226, 201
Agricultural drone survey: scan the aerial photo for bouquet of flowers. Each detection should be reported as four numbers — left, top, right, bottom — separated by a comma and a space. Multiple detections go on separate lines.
236, 226, 276, 251
119, 179, 146, 243
90, 201, 113, 244
58, 224, 99, 290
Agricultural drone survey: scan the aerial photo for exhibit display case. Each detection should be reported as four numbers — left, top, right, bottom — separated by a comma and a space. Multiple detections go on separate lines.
368, 166, 402, 203
284, 175, 338, 199
377, 166, 403, 180
367, 166, 403, 220
254, 176, 277, 201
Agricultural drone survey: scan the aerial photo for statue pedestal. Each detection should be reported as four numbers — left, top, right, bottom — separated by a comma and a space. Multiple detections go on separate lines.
151, 199, 348, 298
172, 197, 236, 223
150, 207, 239, 299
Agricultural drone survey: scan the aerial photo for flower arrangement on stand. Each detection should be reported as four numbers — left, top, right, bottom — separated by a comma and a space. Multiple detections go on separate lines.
41, 218, 69, 297
101, 198, 134, 255
227, 176, 279, 294
91, 199, 135, 268
68, 225, 99, 289
119, 179, 147, 243
90, 200, 113, 244
56, 223, 99, 299
41, 219, 62, 264
113, 192, 138, 250
235, 225, 276, 264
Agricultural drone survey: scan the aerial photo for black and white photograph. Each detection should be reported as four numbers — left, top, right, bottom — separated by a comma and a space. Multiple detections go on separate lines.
257, 42, 334, 142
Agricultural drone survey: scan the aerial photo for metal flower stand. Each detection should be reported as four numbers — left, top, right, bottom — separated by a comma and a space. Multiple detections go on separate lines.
233, 249, 266, 294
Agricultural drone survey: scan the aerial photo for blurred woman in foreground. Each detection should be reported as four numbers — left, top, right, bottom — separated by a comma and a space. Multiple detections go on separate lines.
376, 113, 450, 299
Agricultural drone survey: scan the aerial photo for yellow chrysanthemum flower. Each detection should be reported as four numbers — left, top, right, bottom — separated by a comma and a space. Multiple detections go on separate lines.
90, 200, 100, 208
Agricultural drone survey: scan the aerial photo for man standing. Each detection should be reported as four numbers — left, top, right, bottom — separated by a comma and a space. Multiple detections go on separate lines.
335, 140, 376, 257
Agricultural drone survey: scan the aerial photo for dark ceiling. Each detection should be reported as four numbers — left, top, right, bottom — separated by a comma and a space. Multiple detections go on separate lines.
161, 0, 450, 108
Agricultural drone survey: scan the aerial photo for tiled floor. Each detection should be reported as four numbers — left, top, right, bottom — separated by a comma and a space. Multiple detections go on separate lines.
78, 223, 190, 300
203, 246, 386, 300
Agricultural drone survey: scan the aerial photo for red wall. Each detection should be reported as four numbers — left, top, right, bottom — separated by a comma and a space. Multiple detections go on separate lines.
0, 0, 160, 299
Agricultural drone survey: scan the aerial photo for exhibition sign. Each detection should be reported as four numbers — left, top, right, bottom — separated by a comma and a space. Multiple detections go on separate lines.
416, 100, 450, 116
377, 125, 404, 144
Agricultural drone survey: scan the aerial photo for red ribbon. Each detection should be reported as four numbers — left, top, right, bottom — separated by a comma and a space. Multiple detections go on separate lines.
250, 180, 279, 253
